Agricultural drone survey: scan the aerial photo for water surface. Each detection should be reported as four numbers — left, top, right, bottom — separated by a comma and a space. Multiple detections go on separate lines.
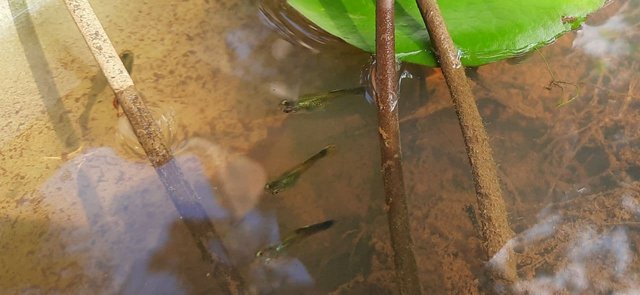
2, 0, 640, 293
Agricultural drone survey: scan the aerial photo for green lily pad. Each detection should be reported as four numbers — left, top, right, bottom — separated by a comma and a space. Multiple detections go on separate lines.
286, 0, 606, 66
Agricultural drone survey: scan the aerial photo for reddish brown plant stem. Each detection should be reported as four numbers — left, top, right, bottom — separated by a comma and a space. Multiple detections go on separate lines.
375, 0, 422, 294
415, 0, 517, 288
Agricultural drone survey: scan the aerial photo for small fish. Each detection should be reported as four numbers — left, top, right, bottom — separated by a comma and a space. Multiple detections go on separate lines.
265, 145, 336, 194
256, 219, 335, 260
280, 87, 365, 113
120, 50, 135, 74
112, 50, 135, 111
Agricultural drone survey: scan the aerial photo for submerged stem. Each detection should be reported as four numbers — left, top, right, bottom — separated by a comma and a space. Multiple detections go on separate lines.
375, 0, 422, 294
415, 0, 516, 291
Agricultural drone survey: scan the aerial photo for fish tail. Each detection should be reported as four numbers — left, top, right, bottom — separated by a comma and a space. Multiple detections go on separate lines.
304, 144, 336, 165
321, 144, 337, 155
295, 219, 335, 236
327, 86, 365, 97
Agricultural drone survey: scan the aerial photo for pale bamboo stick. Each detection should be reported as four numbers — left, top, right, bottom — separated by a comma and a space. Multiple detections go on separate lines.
62, 1, 245, 293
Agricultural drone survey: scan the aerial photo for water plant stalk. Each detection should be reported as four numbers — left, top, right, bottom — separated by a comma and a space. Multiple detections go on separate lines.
375, 0, 422, 294
62, 0, 245, 293
415, 0, 517, 289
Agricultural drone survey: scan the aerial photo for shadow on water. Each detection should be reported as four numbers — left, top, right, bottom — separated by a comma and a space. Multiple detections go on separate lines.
7, 146, 237, 294
120, 219, 229, 295
8, 0, 79, 150
78, 68, 110, 137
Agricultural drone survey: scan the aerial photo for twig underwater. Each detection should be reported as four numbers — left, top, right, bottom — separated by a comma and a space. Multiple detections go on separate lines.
536, 49, 582, 108
62, 0, 245, 293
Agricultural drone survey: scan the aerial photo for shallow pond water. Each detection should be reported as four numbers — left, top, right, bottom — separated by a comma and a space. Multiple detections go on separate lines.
2, 0, 640, 294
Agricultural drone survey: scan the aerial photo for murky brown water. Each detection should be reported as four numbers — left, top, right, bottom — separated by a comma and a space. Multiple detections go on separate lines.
2, 0, 640, 293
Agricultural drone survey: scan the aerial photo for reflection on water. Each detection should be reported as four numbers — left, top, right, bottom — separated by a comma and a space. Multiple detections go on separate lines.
573, 14, 631, 60
5, 141, 310, 293
258, 0, 340, 52
499, 187, 640, 294
2, 0, 640, 293
179, 138, 266, 219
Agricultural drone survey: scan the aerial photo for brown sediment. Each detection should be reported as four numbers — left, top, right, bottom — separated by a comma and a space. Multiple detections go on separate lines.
415, 0, 516, 289
374, 0, 422, 294
513, 184, 640, 294
62, 0, 245, 293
